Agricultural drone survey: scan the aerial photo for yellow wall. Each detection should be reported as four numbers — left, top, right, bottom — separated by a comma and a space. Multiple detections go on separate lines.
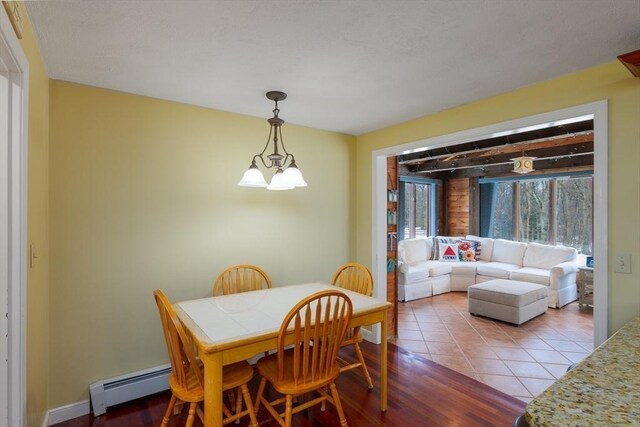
356, 61, 640, 334
48, 81, 356, 406
13, 2, 51, 426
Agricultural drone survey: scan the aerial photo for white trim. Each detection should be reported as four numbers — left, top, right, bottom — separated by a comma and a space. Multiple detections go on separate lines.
40, 412, 49, 427
372, 101, 609, 346
46, 400, 91, 426
0, 8, 29, 427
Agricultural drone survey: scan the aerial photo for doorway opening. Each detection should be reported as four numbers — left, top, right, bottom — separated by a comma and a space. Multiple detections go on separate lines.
1, 11, 29, 427
371, 101, 608, 347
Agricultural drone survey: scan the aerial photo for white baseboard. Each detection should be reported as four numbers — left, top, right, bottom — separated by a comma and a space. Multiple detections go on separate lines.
46, 400, 91, 426
40, 411, 49, 427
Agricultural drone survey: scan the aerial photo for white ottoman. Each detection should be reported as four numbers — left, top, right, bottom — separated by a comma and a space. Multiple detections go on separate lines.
468, 279, 548, 325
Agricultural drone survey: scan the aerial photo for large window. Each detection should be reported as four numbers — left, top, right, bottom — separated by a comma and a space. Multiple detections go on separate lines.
486, 175, 592, 255
399, 179, 438, 240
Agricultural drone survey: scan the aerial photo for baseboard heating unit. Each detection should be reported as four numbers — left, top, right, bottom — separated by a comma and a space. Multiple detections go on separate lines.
89, 364, 171, 416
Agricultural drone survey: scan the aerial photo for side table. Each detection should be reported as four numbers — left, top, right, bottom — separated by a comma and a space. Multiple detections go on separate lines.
578, 266, 594, 309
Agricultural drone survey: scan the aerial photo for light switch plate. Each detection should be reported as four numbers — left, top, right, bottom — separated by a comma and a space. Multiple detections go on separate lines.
615, 253, 631, 274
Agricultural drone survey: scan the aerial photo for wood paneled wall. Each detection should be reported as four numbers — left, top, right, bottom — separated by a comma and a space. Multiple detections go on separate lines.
446, 178, 470, 236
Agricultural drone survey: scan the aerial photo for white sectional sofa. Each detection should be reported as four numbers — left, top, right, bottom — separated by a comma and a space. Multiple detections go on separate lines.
397, 235, 579, 308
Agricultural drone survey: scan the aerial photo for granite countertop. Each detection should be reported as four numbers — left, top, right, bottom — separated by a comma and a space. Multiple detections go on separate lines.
525, 316, 640, 426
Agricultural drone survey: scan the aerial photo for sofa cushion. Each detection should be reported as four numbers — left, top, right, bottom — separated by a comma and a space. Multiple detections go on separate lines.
476, 262, 521, 279
509, 267, 551, 286
466, 235, 494, 262
424, 260, 453, 277
450, 262, 479, 277
399, 261, 431, 284
491, 239, 527, 265
468, 279, 549, 308
401, 238, 429, 264
522, 242, 577, 270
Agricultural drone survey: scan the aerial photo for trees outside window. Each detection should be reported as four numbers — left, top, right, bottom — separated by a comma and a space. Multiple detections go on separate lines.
556, 177, 593, 255
492, 182, 513, 240
400, 181, 437, 240
490, 175, 592, 254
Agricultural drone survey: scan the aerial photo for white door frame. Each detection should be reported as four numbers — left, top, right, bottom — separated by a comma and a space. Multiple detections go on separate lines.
372, 101, 608, 346
0, 9, 29, 427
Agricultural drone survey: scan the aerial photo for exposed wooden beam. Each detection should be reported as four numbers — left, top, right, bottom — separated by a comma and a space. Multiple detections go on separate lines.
443, 155, 594, 179
399, 120, 593, 164
410, 140, 593, 173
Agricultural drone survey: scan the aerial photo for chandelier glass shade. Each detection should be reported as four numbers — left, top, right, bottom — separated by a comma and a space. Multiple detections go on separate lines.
238, 91, 307, 190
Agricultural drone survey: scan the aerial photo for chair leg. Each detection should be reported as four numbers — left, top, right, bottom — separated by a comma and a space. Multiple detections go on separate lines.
161, 394, 177, 427
235, 388, 243, 423
185, 402, 197, 427
254, 377, 267, 413
330, 382, 348, 427
353, 342, 373, 389
241, 384, 259, 427
284, 394, 293, 427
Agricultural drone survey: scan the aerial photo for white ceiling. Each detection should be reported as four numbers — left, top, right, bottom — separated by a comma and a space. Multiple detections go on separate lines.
26, 0, 640, 135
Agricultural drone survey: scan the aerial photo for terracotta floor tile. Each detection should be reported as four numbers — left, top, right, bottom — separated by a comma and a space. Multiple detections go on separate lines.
468, 358, 512, 376
576, 341, 594, 352
418, 322, 449, 332
420, 330, 453, 342
519, 378, 556, 396
483, 337, 520, 348
560, 351, 589, 363
525, 349, 571, 364
425, 341, 461, 355
516, 338, 553, 351
397, 321, 420, 331
492, 347, 536, 362
533, 329, 568, 340
430, 355, 473, 372
540, 363, 571, 379
458, 344, 499, 360
398, 329, 424, 340
394, 292, 592, 403
544, 339, 587, 352
503, 361, 554, 379
478, 374, 531, 397
413, 314, 441, 323
398, 313, 417, 322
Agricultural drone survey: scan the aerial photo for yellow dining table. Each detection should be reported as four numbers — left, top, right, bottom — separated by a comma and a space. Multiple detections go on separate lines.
174, 282, 392, 427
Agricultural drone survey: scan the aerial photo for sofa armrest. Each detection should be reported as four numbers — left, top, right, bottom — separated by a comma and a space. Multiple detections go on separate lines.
550, 261, 579, 278
397, 260, 408, 274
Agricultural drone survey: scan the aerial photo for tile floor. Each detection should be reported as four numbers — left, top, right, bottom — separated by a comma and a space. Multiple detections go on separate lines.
393, 292, 593, 403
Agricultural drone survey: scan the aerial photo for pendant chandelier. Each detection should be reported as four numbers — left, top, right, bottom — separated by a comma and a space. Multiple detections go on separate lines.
238, 91, 307, 190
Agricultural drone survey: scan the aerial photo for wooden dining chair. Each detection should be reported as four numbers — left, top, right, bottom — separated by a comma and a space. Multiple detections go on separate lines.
255, 290, 353, 427
213, 264, 272, 296
330, 262, 374, 389
153, 290, 259, 427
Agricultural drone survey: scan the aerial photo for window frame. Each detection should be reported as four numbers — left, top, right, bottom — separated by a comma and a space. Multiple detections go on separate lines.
398, 177, 439, 241
481, 171, 593, 250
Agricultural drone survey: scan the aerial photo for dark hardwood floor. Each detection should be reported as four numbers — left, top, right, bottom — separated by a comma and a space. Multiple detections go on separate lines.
52, 341, 525, 427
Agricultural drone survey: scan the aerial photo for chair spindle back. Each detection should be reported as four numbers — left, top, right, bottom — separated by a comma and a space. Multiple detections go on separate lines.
331, 262, 373, 296
213, 264, 272, 296
154, 290, 203, 391
277, 291, 353, 385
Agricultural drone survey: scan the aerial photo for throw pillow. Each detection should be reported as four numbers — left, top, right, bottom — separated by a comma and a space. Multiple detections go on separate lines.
458, 239, 480, 262
434, 236, 461, 260
439, 243, 460, 262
